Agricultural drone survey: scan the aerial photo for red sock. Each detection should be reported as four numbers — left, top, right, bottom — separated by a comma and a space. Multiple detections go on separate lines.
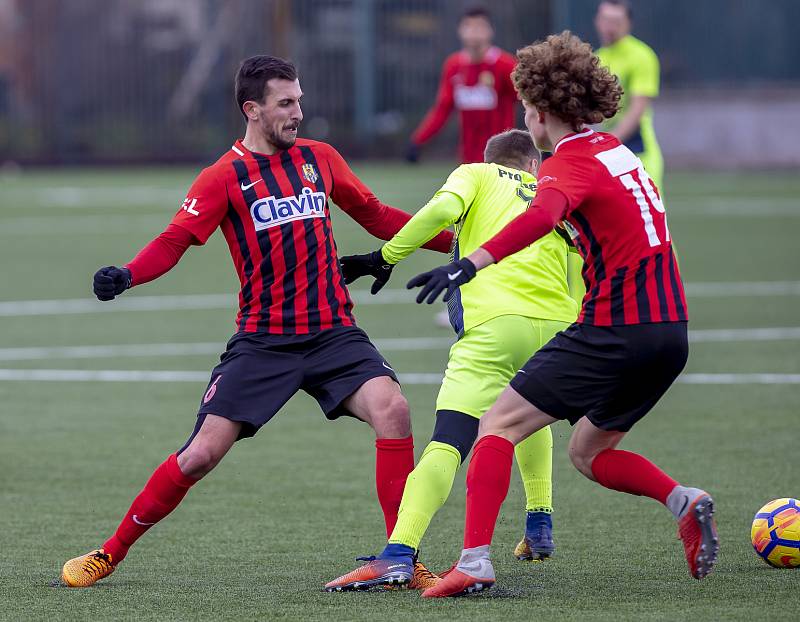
591, 448, 678, 505
103, 454, 198, 563
375, 435, 415, 538
463, 435, 514, 549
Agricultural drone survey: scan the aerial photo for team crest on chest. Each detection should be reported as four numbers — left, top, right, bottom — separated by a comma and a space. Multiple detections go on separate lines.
302, 163, 318, 184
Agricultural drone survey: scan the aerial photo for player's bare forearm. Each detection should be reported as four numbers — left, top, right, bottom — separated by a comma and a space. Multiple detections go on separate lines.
610, 95, 650, 143
465, 247, 496, 271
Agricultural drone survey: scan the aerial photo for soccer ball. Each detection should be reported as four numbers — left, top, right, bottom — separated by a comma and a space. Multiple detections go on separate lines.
751, 498, 800, 568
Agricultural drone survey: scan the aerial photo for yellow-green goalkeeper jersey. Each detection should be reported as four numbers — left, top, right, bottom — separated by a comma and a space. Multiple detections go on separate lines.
596, 35, 662, 164
382, 162, 578, 336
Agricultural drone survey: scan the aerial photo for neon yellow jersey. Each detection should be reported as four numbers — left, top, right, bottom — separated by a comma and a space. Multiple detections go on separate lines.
382, 162, 578, 335
596, 35, 662, 165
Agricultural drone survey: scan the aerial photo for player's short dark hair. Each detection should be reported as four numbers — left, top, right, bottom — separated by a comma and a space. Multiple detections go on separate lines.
483, 129, 539, 169
598, 0, 633, 19
460, 5, 492, 24
235, 55, 298, 118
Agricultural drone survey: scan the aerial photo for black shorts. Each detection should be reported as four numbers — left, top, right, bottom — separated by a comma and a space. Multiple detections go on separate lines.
509, 322, 688, 432
195, 325, 399, 439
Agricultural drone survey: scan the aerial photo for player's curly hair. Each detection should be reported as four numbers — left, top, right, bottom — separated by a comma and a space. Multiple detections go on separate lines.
512, 31, 622, 130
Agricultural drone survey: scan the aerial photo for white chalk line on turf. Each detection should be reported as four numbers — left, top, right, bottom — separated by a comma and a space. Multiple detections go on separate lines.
0, 214, 168, 236
0, 327, 798, 363
0, 337, 454, 361
2, 187, 794, 213
0, 369, 798, 385
1, 281, 799, 317
688, 327, 800, 342
683, 281, 800, 297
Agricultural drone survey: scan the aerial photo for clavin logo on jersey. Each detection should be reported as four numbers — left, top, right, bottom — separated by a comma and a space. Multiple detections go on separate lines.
250, 186, 327, 230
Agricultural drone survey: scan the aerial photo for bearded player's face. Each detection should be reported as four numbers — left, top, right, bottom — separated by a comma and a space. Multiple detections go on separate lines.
255, 78, 303, 151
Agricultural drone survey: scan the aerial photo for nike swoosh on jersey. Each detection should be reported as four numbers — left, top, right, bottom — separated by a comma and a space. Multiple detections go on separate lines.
240, 179, 263, 191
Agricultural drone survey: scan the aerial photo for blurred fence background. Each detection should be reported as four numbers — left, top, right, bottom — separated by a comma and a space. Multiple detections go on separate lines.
1, 0, 799, 167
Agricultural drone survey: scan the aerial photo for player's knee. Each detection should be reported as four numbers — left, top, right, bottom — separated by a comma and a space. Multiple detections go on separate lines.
432, 410, 479, 463
476, 411, 508, 439
371, 392, 411, 438
178, 442, 225, 479
568, 443, 597, 480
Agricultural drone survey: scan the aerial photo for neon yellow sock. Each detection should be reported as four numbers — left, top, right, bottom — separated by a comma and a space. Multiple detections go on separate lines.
515, 427, 553, 513
388, 441, 461, 550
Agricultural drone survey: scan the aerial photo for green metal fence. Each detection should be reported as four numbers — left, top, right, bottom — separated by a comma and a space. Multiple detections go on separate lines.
0, 0, 797, 163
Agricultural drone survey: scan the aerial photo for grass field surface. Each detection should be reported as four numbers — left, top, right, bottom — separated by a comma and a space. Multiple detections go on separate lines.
1, 163, 798, 620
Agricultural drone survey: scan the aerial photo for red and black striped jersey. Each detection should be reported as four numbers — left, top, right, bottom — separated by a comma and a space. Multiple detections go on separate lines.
537, 129, 687, 326
169, 138, 453, 334
413, 46, 517, 164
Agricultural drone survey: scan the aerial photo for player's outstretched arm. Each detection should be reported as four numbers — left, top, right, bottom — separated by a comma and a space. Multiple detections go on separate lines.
326, 144, 454, 252
407, 189, 568, 304
93, 266, 132, 301
340, 185, 466, 294
93, 164, 228, 302
406, 256, 478, 304
409, 57, 457, 153
339, 250, 394, 295
91, 223, 195, 302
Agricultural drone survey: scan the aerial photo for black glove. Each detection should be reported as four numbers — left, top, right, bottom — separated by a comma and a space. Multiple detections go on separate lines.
406, 258, 477, 304
404, 142, 420, 164
339, 249, 395, 295
93, 266, 132, 301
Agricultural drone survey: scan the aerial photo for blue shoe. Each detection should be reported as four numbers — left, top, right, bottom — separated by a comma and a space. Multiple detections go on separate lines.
514, 512, 555, 561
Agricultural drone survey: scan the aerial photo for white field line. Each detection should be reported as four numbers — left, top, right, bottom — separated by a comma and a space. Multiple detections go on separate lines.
0, 337, 455, 361
667, 197, 800, 216
2, 186, 795, 212
0, 214, 168, 235
0, 369, 798, 385
0, 186, 180, 208
676, 374, 800, 385
0, 195, 796, 236
683, 281, 800, 297
0, 294, 234, 316
0, 327, 797, 363
0, 290, 408, 316
3, 204, 797, 236
0, 325, 797, 365
1, 281, 799, 317
688, 327, 800, 342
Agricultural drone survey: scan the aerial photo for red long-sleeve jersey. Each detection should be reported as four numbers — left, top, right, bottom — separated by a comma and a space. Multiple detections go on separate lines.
482, 130, 687, 326
411, 46, 517, 163
128, 138, 453, 335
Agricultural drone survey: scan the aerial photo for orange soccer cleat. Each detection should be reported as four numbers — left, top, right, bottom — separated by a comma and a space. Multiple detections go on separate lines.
324, 556, 414, 592
61, 549, 116, 587
421, 567, 494, 598
401, 560, 441, 590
